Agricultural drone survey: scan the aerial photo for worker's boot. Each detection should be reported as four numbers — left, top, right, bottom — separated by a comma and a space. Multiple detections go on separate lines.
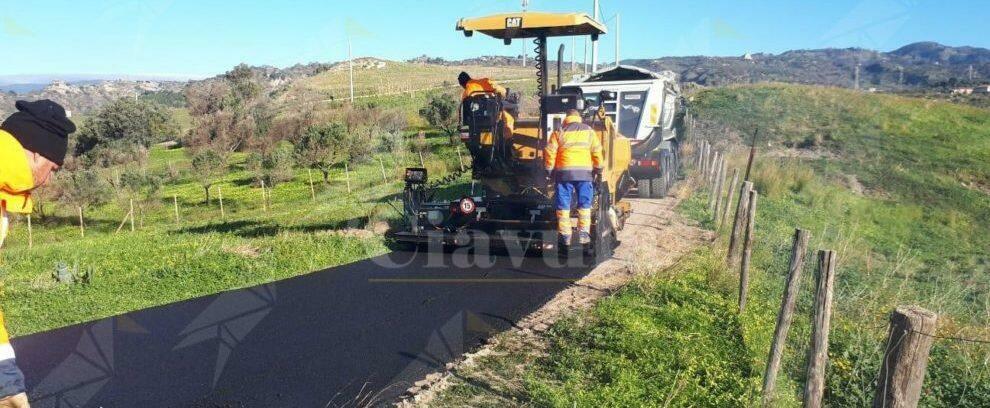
559, 234, 572, 248
578, 231, 592, 245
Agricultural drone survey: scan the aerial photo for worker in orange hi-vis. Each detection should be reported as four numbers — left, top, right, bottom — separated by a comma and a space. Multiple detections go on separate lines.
457, 71, 517, 132
544, 109, 603, 247
0, 99, 76, 408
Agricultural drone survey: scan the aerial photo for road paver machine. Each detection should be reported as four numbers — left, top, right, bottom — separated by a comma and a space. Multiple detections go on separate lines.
390, 11, 634, 260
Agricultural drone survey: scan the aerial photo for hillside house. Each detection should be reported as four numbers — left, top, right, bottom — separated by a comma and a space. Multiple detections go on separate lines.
973, 85, 990, 94
951, 87, 973, 95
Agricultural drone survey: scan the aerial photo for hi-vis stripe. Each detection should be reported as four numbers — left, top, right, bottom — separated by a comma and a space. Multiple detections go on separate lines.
0, 343, 15, 361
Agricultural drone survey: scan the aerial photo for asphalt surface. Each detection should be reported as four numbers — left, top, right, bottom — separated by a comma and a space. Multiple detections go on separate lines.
12, 249, 594, 407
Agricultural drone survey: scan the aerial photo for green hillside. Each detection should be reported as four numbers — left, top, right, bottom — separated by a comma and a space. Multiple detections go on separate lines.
429, 84, 990, 407
686, 84, 990, 406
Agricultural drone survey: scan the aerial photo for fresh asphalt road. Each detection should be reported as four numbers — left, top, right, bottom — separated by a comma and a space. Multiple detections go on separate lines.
12, 248, 595, 407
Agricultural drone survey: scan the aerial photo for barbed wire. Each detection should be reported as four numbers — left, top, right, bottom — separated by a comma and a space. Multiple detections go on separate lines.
910, 329, 990, 346
871, 323, 990, 346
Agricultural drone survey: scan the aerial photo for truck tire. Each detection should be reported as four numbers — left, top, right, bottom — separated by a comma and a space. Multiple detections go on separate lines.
650, 177, 667, 198
636, 178, 651, 198
588, 186, 616, 264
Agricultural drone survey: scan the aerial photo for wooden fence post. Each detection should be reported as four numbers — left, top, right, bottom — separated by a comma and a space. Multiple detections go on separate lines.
26, 214, 32, 249
700, 142, 709, 177
344, 163, 352, 193
738, 189, 758, 312
78, 206, 85, 237
707, 154, 720, 213
379, 157, 388, 183
696, 142, 702, 172
762, 229, 811, 405
727, 181, 753, 265
307, 168, 316, 201
419, 151, 426, 168
873, 306, 938, 408
804, 250, 837, 408
456, 145, 466, 172
218, 186, 225, 221
261, 180, 268, 213
719, 169, 739, 231
709, 152, 720, 185
129, 199, 135, 232
745, 129, 759, 181
173, 195, 180, 224
711, 157, 727, 218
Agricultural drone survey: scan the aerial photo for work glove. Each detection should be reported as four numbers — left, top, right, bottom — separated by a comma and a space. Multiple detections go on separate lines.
592, 168, 603, 182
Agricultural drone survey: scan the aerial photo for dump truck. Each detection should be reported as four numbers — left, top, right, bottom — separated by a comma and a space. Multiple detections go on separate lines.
562, 66, 684, 198
389, 11, 634, 261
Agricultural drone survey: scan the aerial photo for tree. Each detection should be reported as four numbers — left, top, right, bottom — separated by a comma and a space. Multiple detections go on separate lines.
117, 169, 163, 205
189, 149, 227, 203
294, 123, 348, 183
73, 98, 178, 167
58, 170, 110, 225
184, 64, 269, 154
418, 92, 459, 139
246, 141, 295, 187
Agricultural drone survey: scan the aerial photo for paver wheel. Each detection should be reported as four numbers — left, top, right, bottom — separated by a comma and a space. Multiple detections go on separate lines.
636, 178, 651, 198
650, 177, 667, 198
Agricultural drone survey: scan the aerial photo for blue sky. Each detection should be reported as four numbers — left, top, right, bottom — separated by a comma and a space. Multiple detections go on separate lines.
0, 0, 987, 79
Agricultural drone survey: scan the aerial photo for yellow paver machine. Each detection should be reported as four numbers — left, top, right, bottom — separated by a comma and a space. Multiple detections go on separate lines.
390, 11, 634, 261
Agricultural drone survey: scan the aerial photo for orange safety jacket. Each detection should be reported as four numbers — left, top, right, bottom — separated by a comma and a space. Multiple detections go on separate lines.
0, 129, 34, 364
461, 78, 507, 100
544, 115, 603, 181
461, 78, 514, 137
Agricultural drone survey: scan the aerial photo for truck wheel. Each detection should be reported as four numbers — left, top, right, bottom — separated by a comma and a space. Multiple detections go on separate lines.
650, 177, 667, 198
588, 187, 616, 264
636, 178, 651, 198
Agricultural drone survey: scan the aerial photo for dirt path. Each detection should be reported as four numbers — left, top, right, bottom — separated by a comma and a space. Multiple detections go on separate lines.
398, 195, 711, 406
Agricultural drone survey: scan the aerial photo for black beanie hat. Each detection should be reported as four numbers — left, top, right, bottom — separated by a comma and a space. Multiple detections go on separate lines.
1, 99, 76, 166
458, 71, 471, 87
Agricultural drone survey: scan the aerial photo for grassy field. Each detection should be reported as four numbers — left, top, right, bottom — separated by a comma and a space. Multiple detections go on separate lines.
272, 60, 538, 120
428, 84, 990, 407
0, 132, 472, 336
685, 84, 990, 406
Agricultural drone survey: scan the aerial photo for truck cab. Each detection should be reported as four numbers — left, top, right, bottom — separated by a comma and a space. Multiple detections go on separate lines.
564, 65, 683, 198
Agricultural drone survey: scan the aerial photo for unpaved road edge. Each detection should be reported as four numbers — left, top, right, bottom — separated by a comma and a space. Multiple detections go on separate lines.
396, 195, 711, 406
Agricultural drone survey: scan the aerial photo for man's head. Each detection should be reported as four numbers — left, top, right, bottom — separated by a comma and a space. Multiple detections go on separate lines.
564, 109, 583, 125
458, 71, 472, 88
1, 100, 74, 188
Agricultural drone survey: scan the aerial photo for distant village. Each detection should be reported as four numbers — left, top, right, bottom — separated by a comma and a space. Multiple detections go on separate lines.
951, 85, 990, 95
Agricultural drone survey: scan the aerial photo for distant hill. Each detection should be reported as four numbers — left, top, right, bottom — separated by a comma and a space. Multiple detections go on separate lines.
0, 62, 334, 118
623, 42, 990, 89
415, 42, 990, 90
4, 41, 987, 121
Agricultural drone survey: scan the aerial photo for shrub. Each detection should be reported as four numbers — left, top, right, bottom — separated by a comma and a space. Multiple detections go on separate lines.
418, 92, 459, 137
73, 98, 178, 167
294, 123, 348, 183
246, 141, 296, 187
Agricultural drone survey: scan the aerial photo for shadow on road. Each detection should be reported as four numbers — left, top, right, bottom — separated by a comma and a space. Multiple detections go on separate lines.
13, 248, 593, 407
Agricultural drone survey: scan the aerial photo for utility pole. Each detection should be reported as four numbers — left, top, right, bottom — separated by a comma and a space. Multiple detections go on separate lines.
592, 0, 600, 72
854, 63, 861, 90
969, 64, 975, 82
583, 37, 589, 74
615, 13, 621, 67
571, 37, 576, 72
522, 41, 527, 67
898, 66, 904, 85
348, 39, 354, 103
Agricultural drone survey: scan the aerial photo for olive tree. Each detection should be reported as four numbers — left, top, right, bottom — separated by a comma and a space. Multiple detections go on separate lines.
189, 149, 227, 203
293, 123, 348, 183
419, 92, 459, 142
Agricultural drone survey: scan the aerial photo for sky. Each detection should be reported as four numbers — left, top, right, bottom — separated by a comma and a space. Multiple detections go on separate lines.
0, 0, 987, 80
